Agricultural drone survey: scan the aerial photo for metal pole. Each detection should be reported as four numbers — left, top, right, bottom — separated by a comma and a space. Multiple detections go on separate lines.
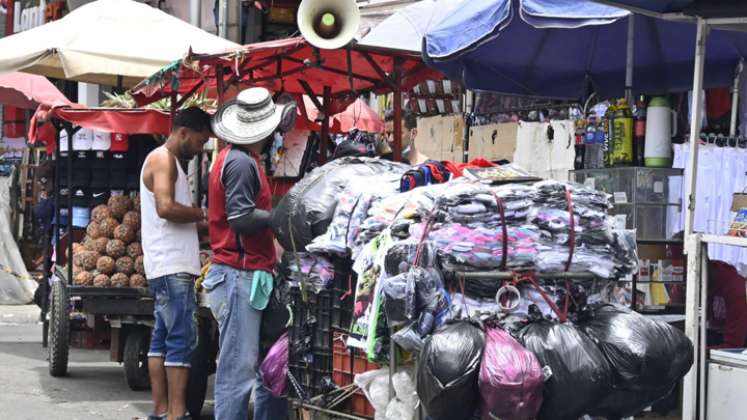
320, 86, 331, 164
65, 125, 73, 287
684, 19, 707, 241
625, 14, 635, 104
682, 19, 708, 420
683, 234, 702, 420
393, 57, 403, 162
730, 59, 744, 137
698, 243, 709, 420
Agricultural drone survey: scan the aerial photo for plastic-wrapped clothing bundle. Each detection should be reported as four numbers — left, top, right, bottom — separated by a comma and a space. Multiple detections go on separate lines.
258, 332, 288, 398
518, 320, 613, 420
424, 223, 539, 271
306, 188, 364, 256
417, 321, 485, 420
381, 272, 416, 326
479, 327, 543, 420
578, 304, 694, 418
384, 241, 436, 277
272, 157, 407, 251
383, 266, 447, 330
283, 252, 335, 292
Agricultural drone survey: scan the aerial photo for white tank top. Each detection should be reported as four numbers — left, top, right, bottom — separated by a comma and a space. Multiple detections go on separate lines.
139, 146, 201, 279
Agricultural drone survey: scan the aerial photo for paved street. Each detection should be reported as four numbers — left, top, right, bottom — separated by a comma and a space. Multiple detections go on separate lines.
0, 305, 215, 420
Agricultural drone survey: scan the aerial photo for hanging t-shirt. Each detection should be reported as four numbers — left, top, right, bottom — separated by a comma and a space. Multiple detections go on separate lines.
72, 128, 93, 150
110, 133, 129, 152
91, 131, 111, 151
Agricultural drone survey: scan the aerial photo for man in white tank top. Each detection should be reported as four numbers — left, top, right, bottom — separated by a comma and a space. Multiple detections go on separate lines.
140, 107, 210, 420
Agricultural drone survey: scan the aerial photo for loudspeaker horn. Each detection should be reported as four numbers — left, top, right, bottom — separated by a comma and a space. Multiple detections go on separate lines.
297, 0, 360, 50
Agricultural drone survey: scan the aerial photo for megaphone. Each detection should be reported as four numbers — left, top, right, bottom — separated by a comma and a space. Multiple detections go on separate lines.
297, 0, 360, 50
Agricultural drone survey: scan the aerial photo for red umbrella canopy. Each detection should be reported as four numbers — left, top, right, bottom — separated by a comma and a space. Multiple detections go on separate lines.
0, 72, 72, 109
130, 37, 440, 115
303, 96, 384, 133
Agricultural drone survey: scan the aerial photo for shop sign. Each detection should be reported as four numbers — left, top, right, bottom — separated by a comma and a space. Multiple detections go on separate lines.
12, 0, 64, 32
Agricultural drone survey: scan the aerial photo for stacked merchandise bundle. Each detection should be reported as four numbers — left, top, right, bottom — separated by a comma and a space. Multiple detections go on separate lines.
70, 195, 145, 288
272, 159, 692, 420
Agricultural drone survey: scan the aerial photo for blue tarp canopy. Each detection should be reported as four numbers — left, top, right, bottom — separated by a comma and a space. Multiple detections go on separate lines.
595, 0, 747, 18
423, 0, 747, 99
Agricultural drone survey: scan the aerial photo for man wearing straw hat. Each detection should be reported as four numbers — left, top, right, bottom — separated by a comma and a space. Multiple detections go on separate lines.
203, 87, 296, 420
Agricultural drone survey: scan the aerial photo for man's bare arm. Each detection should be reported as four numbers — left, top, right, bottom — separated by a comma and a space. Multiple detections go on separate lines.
148, 151, 204, 224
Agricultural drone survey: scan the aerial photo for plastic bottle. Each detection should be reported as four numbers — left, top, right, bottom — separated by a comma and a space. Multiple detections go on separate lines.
604, 103, 616, 167
634, 95, 647, 166
574, 118, 586, 170
584, 114, 600, 169
612, 99, 634, 166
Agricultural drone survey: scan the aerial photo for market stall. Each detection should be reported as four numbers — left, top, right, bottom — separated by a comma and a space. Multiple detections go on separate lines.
129, 36, 440, 162
29, 104, 171, 384
589, 2, 747, 420
0, 72, 74, 305
420, 1, 747, 419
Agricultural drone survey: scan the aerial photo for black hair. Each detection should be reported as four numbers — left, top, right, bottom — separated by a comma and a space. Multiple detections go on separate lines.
403, 110, 417, 130
173, 107, 211, 132
383, 109, 417, 130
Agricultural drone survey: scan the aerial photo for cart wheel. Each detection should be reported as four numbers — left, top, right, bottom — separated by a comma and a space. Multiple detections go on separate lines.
48, 279, 69, 377
187, 317, 210, 419
124, 327, 151, 391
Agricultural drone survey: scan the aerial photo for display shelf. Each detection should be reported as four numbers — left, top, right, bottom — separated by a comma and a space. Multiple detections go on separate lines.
700, 234, 747, 248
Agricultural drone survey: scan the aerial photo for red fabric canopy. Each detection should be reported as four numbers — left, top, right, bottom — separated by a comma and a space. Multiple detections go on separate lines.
29, 105, 172, 153
0, 72, 72, 109
130, 37, 441, 114
303, 96, 384, 133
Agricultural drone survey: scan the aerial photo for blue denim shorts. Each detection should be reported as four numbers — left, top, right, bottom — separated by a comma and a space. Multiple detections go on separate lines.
147, 273, 198, 367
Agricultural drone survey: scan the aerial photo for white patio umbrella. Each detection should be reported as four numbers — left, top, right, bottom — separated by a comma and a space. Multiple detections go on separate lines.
0, 0, 238, 88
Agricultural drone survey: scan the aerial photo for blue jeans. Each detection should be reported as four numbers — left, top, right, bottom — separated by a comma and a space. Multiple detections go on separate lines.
204, 264, 288, 420
148, 273, 198, 367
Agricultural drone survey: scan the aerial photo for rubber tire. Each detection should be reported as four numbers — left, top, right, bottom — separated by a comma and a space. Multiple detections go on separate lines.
48, 279, 69, 377
186, 317, 210, 420
124, 327, 151, 391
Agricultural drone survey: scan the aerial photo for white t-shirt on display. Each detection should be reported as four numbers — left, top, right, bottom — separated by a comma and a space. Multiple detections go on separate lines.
92, 131, 111, 150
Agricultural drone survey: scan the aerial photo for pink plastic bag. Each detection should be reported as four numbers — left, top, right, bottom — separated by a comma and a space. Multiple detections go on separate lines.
259, 332, 288, 398
478, 327, 543, 420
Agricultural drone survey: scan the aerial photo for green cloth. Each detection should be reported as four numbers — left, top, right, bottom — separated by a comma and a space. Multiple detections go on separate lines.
250, 271, 274, 311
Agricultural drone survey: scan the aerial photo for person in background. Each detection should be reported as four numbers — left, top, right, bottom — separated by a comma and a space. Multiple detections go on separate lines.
381, 110, 429, 165
140, 107, 211, 420
204, 87, 295, 420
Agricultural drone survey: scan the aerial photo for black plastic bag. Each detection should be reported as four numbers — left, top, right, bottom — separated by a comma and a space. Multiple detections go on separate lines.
578, 304, 693, 418
417, 320, 485, 420
518, 320, 613, 420
579, 303, 693, 390
259, 276, 290, 360
271, 157, 407, 251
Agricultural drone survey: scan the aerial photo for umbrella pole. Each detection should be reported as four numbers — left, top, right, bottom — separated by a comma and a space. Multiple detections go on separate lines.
625, 14, 635, 103
682, 17, 708, 420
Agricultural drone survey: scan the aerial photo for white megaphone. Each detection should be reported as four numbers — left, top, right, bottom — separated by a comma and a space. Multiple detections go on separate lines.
297, 0, 360, 50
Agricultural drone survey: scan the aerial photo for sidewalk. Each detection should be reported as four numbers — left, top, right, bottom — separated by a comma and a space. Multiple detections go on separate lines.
0, 304, 41, 325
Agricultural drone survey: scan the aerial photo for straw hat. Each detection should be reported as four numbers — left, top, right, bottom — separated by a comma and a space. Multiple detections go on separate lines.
211, 87, 288, 145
